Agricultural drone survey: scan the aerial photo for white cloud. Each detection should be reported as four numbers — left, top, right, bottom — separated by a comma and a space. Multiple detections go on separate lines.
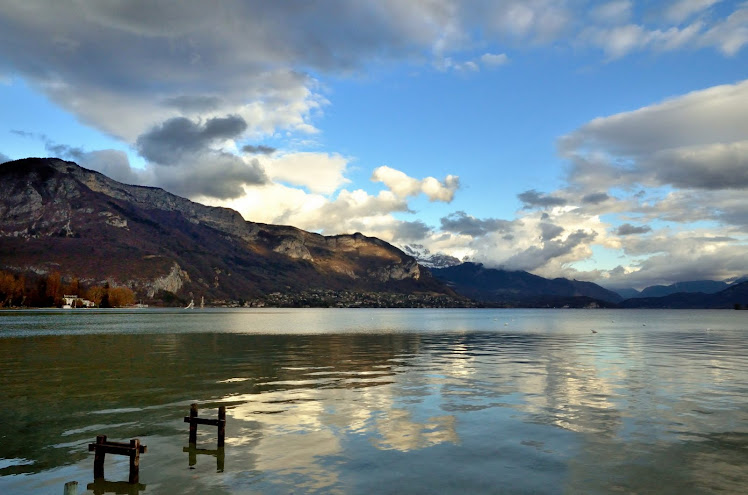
263, 152, 350, 195
371, 166, 459, 202
700, 4, 748, 55
665, 0, 722, 23
480, 52, 510, 68
581, 22, 704, 59
592, 1, 633, 24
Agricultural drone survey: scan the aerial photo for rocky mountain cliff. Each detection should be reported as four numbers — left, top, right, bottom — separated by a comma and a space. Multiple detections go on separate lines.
0, 158, 457, 305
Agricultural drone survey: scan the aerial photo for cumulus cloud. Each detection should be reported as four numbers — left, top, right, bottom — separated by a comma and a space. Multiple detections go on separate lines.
598, 231, 747, 288
3, 0, 739, 144
615, 223, 652, 235
3, 1, 747, 289
265, 152, 350, 195
546, 79, 748, 287
372, 166, 459, 202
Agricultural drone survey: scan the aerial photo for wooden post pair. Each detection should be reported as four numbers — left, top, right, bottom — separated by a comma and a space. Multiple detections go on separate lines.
185, 403, 226, 447
87, 435, 147, 484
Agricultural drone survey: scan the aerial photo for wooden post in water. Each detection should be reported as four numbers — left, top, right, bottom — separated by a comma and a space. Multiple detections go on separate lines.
184, 403, 227, 448
188, 403, 198, 445
218, 406, 226, 447
88, 436, 147, 483
129, 439, 140, 484
63, 481, 78, 495
93, 435, 106, 479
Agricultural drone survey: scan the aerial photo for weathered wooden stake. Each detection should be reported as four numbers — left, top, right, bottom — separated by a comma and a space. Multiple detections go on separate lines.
63, 480, 78, 495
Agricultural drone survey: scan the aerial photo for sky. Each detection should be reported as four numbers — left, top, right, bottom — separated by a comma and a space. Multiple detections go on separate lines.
1, 0, 747, 290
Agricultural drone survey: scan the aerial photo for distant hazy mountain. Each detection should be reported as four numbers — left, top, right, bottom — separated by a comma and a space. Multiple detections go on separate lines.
621, 281, 748, 309
613, 288, 641, 299
614, 279, 744, 299
639, 280, 730, 298
431, 262, 622, 306
0, 158, 458, 305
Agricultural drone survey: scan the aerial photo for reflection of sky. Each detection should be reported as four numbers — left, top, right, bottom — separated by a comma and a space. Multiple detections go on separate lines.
1, 309, 748, 493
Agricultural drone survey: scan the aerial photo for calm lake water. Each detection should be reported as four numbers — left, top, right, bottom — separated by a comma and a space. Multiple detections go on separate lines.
0, 308, 747, 494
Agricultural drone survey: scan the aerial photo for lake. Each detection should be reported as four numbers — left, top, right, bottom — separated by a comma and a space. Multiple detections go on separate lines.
0, 308, 747, 494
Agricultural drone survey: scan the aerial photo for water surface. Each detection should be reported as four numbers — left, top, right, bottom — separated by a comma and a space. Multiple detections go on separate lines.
1, 308, 747, 494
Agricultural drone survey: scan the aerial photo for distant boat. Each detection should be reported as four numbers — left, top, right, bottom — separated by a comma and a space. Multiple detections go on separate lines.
185, 299, 195, 309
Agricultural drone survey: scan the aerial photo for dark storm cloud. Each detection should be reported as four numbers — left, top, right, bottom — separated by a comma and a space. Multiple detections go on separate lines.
539, 222, 564, 241
615, 223, 652, 236
136, 115, 248, 165
242, 145, 277, 155
440, 211, 513, 237
11, 130, 86, 161
390, 220, 432, 242
644, 142, 748, 190
517, 189, 567, 209
154, 154, 267, 200
163, 95, 224, 113
581, 192, 610, 204
46, 142, 85, 161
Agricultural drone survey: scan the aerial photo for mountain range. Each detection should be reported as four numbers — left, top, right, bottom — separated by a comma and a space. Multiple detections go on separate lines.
613, 279, 748, 299
431, 262, 622, 307
0, 158, 460, 306
1, 157, 746, 309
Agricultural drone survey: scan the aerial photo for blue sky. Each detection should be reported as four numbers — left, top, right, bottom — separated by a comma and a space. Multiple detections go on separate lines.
1, 1, 747, 289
